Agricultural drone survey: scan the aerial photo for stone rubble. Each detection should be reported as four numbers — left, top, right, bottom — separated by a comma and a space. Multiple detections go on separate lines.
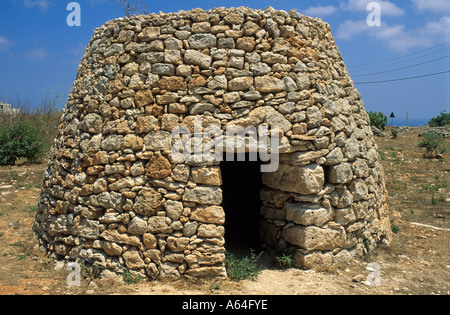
33, 7, 391, 279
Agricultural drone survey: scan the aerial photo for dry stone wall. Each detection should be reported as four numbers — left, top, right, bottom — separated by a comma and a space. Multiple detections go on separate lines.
33, 7, 391, 279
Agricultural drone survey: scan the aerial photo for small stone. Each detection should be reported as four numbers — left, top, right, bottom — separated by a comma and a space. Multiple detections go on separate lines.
188, 34, 217, 49
254, 76, 285, 93
145, 156, 172, 179
228, 77, 254, 91
184, 50, 212, 69
128, 216, 148, 235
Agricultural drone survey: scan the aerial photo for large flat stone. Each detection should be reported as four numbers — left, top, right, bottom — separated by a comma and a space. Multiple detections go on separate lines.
285, 203, 334, 227
262, 163, 324, 195
283, 225, 346, 250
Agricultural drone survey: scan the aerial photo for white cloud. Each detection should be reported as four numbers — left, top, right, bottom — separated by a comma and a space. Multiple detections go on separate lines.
337, 20, 370, 40
424, 16, 450, 39
0, 36, 15, 51
411, 0, 450, 12
303, 5, 338, 17
26, 47, 48, 61
336, 17, 448, 51
342, 0, 405, 16
23, 0, 50, 10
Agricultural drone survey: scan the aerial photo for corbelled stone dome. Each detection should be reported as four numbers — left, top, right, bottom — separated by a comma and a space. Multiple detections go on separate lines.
33, 7, 391, 279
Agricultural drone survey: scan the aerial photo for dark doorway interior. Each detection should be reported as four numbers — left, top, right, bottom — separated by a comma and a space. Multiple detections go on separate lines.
220, 153, 264, 252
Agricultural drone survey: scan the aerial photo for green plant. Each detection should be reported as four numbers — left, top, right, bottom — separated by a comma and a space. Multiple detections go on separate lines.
17, 254, 26, 260
368, 111, 388, 131
210, 283, 221, 291
275, 252, 295, 269
391, 128, 399, 139
431, 193, 438, 205
0, 121, 45, 165
81, 262, 105, 279
363, 239, 370, 252
391, 224, 400, 234
122, 268, 142, 284
417, 132, 447, 159
26, 206, 38, 213
225, 250, 262, 281
428, 111, 450, 127
34, 181, 43, 188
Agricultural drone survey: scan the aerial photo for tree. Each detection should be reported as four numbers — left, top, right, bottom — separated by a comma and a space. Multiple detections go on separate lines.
428, 111, 450, 127
0, 121, 45, 165
117, 0, 147, 17
367, 111, 388, 131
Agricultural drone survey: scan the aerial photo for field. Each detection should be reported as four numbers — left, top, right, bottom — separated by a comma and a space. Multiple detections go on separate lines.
0, 126, 448, 295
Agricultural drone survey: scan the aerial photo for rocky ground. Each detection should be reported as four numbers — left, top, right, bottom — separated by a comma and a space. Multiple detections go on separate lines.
0, 126, 448, 295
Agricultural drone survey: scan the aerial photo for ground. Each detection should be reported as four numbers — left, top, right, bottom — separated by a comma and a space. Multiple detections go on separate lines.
0, 127, 448, 295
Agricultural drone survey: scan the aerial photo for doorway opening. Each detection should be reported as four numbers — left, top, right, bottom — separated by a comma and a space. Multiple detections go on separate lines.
220, 153, 264, 253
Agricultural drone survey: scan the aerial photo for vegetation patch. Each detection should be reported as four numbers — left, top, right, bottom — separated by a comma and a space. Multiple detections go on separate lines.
225, 250, 262, 281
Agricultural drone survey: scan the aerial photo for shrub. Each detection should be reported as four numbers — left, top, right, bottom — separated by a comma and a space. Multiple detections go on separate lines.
428, 111, 450, 127
417, 132, 447, 159
122, 268, 142, 284
368, 111, 388, 131
391, 224, 400, 234
225, 250, 262, 281
0, 121, 45, 165
274, 252, 295, 269
391, 128, 399, 139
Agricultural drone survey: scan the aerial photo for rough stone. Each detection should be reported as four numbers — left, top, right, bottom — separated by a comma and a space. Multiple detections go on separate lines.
254, 76, 285, 93
283, 225, 346, 251
188, 34, 217, 49
184, 49, 212, 69
262, 164, 324, 195
183, 186, 223, 205
145, 156, 172, 179
228, 77, 254, 91
329, 163, 353, 184
134, 188, 163, 216
285, 203, 334, 227
190, 206, 225, 224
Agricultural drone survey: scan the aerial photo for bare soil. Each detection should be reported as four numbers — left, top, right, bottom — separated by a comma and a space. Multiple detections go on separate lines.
0, 127, 448, 295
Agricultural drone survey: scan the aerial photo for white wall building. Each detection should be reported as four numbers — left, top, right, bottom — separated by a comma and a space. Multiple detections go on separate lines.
0, 101, 20, 115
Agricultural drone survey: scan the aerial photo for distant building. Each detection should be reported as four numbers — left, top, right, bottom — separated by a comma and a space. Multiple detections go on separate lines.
0, 101, 20, 115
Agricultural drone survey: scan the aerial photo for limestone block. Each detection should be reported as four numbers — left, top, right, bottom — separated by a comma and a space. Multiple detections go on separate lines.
262, 163, 324, 195
283, 225, 346, 251
285, 203, 334, 227
183, 186, 223, 205
254, 76, 285, 93
329, 163, 353, 184
197, 224, 225, 238
190, 206, 225, 224
128, 216, 148, 235
134, 188, 163, 216
184, 49, 212, 69
123, 247, 145, 269
191, 166, 222, 186
144, 131, 172, 151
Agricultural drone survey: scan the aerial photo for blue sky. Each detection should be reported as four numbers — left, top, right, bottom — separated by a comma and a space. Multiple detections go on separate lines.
0, 0, 449, 125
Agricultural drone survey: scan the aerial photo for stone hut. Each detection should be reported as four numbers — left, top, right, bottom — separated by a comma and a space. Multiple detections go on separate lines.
33, 7, 391, 279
